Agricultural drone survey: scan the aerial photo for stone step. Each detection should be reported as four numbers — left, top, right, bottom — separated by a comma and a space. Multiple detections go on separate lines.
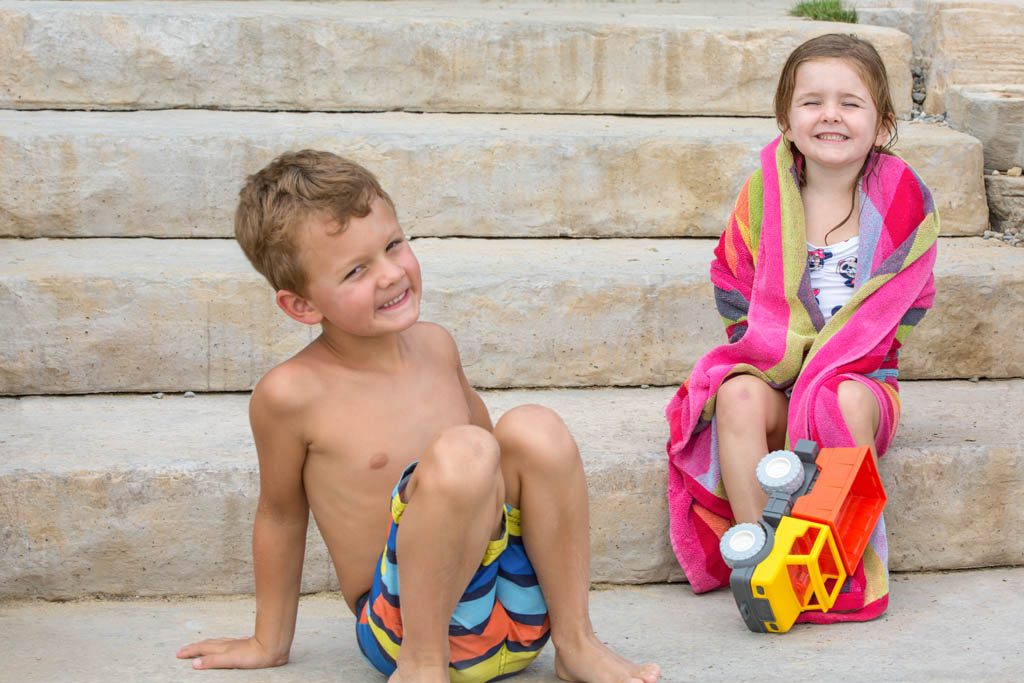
947, 84, 1024, 171
0, 1, 913, 116
857, 0, 1024, 116
0, 110, 987, 239
2, 569, 1022, 681
1, 237, 1020, 395
1, 381, 1021, 598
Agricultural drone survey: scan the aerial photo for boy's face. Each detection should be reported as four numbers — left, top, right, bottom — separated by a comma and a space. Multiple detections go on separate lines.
292, 197, 422, 338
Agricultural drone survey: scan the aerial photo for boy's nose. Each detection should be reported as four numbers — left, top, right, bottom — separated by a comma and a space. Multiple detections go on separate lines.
378, 258, 404, 286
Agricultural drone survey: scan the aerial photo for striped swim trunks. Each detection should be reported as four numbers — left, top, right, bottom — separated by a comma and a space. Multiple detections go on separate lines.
356, 462, 551, 682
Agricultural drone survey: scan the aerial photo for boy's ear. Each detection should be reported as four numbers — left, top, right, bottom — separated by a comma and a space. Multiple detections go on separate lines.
276, 289, 323, 325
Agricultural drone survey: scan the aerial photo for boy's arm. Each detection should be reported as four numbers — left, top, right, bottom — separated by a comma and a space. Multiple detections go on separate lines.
177, 371, 311, 670
459, 361, 494, 431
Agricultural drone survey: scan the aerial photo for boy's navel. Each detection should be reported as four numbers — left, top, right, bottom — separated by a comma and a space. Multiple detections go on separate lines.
369, 451, 389, 469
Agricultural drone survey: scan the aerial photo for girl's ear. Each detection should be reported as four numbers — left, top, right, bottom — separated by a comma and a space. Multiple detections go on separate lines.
276, 289, 324, 325
874, 120, 894, 148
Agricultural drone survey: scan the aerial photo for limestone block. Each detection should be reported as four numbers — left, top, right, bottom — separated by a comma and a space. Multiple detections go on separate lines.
986, 175, 1024, 232
0, 2, 912, 115
919, 1, 1024, 114
1, 237, 1021, 395
0, 394, 333, 598
947, 85, 1024, 170
900, 237, 1024, 380
1, 381, 1020, 597
0, 237, 714, 394
0, 110, 988, 239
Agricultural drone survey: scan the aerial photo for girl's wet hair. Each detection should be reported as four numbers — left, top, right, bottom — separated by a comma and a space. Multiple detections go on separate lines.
774, 34, 899, 244
774, 33, 899, 165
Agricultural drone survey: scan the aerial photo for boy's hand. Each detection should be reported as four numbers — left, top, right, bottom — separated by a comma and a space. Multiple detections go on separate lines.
176, 636, 287, 670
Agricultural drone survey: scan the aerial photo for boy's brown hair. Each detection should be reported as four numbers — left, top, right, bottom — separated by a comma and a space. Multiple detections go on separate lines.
773, 33, 899, 161
234, 149, 395, 295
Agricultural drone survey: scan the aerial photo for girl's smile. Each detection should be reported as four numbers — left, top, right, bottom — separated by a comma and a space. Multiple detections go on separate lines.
783, 58, 889, 177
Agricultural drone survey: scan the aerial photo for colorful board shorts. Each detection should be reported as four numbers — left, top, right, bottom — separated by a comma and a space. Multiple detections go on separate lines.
356, 462, 551, 682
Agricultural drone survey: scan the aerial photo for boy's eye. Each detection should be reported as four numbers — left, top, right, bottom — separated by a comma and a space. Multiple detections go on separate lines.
344, 265, 364, 280
386, 238, 404, 250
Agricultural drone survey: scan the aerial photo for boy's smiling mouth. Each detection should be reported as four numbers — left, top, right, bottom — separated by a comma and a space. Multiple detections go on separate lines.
378, 289, 408, 310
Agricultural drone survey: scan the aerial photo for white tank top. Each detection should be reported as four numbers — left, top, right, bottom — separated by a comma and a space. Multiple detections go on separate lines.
807, 235, 858, 322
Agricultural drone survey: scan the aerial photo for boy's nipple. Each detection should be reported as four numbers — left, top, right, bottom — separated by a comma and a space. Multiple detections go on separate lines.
369, 451, 389, 470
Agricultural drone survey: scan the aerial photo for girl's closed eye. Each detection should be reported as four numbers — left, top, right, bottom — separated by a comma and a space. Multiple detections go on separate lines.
386, 238, 405, 250
344, 265, 364, 280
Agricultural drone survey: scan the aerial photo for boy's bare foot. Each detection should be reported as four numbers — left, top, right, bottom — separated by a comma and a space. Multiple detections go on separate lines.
387, 663, 449, 683
554, 633, 661, 683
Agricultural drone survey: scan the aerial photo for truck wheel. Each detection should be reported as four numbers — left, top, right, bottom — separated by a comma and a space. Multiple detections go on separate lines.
757, 449, 805, 495
720, 522, 769, 568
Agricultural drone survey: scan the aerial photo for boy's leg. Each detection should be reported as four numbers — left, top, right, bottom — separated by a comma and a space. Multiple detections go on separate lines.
391, 425, 506, 682
715, 374, 789, 523
494, 405, 660, 683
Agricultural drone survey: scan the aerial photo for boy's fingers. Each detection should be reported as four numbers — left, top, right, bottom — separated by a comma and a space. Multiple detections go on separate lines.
176, 638, 231, 659
191, 652, 236, 670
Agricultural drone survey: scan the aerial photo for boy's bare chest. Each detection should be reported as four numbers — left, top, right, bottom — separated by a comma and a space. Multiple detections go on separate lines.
304, 365, 473, 487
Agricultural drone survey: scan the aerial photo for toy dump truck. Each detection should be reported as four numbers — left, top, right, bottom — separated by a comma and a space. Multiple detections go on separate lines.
718, 439, 886, 633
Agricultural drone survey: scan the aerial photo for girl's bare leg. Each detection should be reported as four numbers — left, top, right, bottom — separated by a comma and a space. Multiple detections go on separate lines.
837, 380, 881, 457
495, 405, 660, 683
715, 375, 790, 523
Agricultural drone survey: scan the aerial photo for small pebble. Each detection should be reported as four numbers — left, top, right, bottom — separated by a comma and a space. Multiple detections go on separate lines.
992, 169, 1001, 176
152, 392, 164, 399
912, 91, 926, 104
183, 391, 196, 398
1008, 166, 1023, 177
968, 377, 980, 383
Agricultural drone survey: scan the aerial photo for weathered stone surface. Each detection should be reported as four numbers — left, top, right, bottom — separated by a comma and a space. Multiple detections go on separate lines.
0, 1, 913, 115
5, 572, 1024, 681
6, 571, 1024, 681
0, 111, 987, 239
986, 175, 1024, 232
858, 1, 1024, 114
1, 381, 1020, 597
0, 237, 1020, 394
919, 1, 1024, 115
947, 85, 1024, 170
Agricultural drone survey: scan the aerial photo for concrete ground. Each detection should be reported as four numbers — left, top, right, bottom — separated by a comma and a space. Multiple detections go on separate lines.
3, 568, 1021, 682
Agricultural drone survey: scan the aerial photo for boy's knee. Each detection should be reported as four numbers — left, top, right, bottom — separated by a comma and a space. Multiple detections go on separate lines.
494, 404, 578, 468
418, 425, 501, 500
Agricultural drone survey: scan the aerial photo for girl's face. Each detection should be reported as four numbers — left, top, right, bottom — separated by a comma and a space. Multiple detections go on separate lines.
783, 58, 889, 178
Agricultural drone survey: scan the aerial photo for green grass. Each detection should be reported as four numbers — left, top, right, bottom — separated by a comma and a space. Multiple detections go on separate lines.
790, 0, 858, 23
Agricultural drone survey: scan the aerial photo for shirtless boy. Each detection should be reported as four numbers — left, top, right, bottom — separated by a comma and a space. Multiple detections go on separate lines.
176, 150, 661, 683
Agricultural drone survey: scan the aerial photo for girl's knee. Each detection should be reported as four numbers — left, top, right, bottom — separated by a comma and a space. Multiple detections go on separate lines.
837, 380, 881, 439
716, 375, 778, 422
837, 380, 877, 418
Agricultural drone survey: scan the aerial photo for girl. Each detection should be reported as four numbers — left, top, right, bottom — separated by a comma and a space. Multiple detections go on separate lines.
666, 34, 938, 623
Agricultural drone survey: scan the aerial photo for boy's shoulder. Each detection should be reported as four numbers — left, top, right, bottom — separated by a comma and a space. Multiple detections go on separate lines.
250, 348, 327, 419
407, 320, 457, 351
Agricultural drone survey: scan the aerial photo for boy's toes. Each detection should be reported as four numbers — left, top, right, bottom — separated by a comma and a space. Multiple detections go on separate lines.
636, 663, 661, 683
